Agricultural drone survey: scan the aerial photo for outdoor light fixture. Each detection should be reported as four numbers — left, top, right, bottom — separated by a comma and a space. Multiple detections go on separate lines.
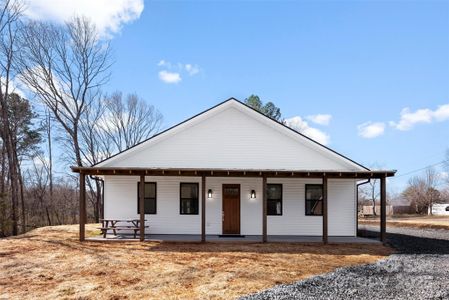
208, 189, 213, 198
250, 190, 256, 199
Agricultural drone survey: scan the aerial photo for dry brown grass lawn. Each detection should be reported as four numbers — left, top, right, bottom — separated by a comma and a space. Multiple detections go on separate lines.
359, 215, 449, 230
0, 224, 392, 300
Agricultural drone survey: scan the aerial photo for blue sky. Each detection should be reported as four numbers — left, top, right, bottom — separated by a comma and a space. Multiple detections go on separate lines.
25, 0, 449, 192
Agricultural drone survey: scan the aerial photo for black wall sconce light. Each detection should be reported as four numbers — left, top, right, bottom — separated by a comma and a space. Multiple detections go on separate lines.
250, 190, 256, 199
208, 189, 213, 198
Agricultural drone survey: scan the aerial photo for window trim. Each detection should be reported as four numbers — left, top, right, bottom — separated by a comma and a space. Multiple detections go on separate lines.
179, 182, 200, 215
137, 182, 157, 215
267, 184, 283, 216
305, 184, 323, 216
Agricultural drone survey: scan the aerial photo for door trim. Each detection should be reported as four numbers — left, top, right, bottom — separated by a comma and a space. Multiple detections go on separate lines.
222, 184, 241, 235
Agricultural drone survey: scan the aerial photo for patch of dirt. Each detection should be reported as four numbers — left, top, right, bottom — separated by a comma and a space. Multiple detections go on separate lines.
0, 224, 392, 299
359, 216, 449, 230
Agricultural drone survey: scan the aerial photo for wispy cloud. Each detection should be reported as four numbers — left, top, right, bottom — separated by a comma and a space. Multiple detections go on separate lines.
357, 122, 385, 138
23, 0, 144, 37
390, 104, 449, 131
185, 64, 200, 76
156, 60, 200, 84
284, 116, 330, 145
306, 114, 332, 126
158, 71, 182, 84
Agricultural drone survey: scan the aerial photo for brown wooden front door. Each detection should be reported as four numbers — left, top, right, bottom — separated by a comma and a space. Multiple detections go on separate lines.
222, 184, 241, 234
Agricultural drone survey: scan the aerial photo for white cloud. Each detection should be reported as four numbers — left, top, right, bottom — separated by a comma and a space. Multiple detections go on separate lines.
23, 0, 144, 37
185, 64, 200, 76
390, 104, 449, 131
357, 122, 385, 138
1, 77, 26, 98
284, 116, 330, 145
306, 114, 332, 126
156, 60, 200, 83
158, 70, 181, 84
439, 171, 449, 181
433, 104, 449, 121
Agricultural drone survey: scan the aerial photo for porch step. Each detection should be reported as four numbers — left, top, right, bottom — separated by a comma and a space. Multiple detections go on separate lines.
218, 234, 246, 238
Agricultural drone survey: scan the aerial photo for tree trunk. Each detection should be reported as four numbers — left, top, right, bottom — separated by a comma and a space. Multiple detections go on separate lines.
0, 108, 20, 236
18, 167, 25, 233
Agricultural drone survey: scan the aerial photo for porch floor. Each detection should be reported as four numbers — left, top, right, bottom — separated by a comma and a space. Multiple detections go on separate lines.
87, 234, 380, 243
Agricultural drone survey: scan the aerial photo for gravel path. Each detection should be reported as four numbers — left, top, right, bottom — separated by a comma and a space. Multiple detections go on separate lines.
241, 226, 449, 300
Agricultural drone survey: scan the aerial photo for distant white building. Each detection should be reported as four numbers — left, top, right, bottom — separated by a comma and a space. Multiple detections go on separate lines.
432, 203, 449, 216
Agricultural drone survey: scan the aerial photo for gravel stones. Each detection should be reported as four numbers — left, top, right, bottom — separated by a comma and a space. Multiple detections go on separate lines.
242, 226, 449, 300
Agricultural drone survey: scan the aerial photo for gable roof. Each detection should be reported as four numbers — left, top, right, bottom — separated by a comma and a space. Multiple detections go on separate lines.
93, 98, 370, 171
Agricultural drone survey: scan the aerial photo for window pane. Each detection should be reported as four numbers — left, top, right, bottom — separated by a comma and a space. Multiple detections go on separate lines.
267, 184, 282, 200
145, 198, 156, 214
138, 182, 156, 214
306, 200, 322, 215
145, 183, 156, 198
267, 200, 282, 215
181, 183, 198, 199
223, 187, 239, 196
181, 199, 198, 214
306, 185, 323, 200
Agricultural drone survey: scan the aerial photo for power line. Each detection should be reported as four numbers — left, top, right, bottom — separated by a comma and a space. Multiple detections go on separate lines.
393, 160, 447, 179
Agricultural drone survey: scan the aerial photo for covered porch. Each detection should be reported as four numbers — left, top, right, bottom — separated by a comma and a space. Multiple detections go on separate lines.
72, 166, 396, 244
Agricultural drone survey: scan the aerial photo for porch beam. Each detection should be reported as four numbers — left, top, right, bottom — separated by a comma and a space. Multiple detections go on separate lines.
380, 176, 387, 243
71, 167, 396, 179
139, 175, 145, 241
201, 175, 206, 242
262, 176, 267, 242
79, 173, 86, 242
322, 176, 328, 244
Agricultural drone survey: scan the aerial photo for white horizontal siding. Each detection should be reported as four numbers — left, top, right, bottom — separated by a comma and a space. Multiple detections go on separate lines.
267, 178, 322, 235
102, 105, 358, 171
328, 179, 356, 236
104, 176, 356, 236
104, 176, 202, 234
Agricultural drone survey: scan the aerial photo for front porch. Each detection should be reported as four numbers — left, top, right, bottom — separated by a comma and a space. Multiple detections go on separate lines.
73, 167, 396, 244
87, 233, 380, 244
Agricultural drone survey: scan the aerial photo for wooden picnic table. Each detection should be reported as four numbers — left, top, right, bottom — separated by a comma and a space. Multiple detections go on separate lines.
99, 219, 148, 239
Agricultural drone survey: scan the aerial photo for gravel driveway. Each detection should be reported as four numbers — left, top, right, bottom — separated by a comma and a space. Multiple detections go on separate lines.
241, 226, 449, 300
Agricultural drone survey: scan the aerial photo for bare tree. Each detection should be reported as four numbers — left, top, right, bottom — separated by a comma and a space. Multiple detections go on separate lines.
0, 0, 23, 235
25, 153, 51, 226
403, 168, 441, 214
360, 178, 379, 216
17, 16, 112, 167
424, 168, 439, 215
101, 92, 163, 152
403, 176, 427, 214
78, 93, 163, 221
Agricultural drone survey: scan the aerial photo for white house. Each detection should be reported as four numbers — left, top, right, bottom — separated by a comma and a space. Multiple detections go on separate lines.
432, 204, 449, 216
72, 98, 395, 243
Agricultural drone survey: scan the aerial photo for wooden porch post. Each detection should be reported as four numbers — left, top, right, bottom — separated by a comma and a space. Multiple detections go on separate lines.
79, 173, 86, 242
380, 176, 387, 243
139, 175, 145, 242
322, 176, 328, 244
201, 175, 206, 242
262, 175, 267, 243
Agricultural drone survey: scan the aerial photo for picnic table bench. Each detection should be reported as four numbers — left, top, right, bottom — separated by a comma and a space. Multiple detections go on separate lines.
99, 219, 149, 239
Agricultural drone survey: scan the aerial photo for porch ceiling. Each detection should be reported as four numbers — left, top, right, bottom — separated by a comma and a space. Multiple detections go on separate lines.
71, 166, 396, 179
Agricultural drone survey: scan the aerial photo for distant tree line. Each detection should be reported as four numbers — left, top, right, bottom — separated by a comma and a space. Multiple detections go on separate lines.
0, 0, 162, 237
